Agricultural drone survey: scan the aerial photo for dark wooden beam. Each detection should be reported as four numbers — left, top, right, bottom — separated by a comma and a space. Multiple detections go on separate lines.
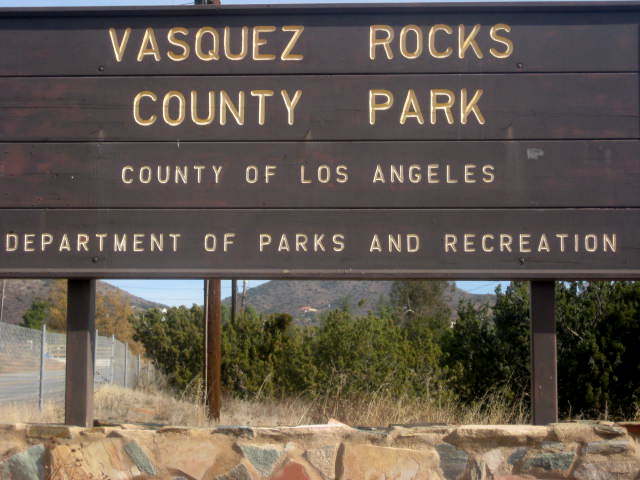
206, 279, 222, 421
64, 279, 96, 427
530, 280, 558, 425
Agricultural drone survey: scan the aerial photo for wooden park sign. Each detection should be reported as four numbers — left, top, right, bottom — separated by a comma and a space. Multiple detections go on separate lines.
0, 2, 639, 280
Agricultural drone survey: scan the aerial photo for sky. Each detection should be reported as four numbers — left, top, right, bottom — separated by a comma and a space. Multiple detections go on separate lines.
0, 0, 510, 306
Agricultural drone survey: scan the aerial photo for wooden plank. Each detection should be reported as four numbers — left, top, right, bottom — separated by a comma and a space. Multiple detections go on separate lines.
0, 8, 636, 75
0, 74, 635, 142
530, 280, 558, 425
0, 209, 637, 279
1, 140, 638, 208
64, 279, 96, 428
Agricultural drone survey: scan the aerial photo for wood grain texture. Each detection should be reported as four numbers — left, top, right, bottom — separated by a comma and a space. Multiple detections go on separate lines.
0, 74, 635, 141
1, 141, 638, 208
0, 9, 636, 75
0, 209, 637, 279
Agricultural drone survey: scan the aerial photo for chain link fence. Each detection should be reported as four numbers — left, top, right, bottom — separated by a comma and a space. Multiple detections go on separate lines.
0, 321, 149, 405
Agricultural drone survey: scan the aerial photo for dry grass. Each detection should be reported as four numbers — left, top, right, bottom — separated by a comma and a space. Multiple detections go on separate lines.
0, 384, 528, 427
0, 401, 62, 424
2, 382, 636, 428
95, 384, 531, 427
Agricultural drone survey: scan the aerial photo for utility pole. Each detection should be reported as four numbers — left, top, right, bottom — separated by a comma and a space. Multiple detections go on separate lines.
196, 0, 222, 422
241, 280, 247, 316
231, 279, 237, 324
0, 279, 6, 323
205, 279, 222, 420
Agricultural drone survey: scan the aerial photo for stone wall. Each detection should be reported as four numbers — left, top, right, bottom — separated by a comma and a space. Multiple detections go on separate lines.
0, 421, 638, 479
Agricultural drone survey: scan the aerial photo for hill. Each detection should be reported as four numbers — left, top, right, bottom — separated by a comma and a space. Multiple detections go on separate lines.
225, 280, 495, 324
0, 279, 164, 325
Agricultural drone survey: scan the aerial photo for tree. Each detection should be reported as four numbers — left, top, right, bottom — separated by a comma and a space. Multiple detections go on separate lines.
441, 282, 530, 406
96, 289, 142, 354
132, 306, 204, 391
442, 301, 500, 403
557, 281, 640, 418
389, 280, 453, 337
22, 298, 49, 330
47, 279, 68, 331
491, 281, 531, 401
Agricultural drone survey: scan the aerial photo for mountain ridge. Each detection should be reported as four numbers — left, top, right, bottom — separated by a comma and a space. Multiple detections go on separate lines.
0, 279, 165, 325
224, 280, 495, 324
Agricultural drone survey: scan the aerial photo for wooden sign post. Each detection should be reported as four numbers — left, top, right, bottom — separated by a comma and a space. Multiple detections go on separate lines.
64, 280, 96, 427
1, 3, 639, 425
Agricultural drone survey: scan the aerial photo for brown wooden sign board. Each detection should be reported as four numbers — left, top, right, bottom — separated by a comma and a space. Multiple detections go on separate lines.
0, 3, 639, 279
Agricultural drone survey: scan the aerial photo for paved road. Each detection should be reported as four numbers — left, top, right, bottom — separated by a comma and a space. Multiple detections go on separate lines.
0, 370, 65, 403
0, 368, 113, 403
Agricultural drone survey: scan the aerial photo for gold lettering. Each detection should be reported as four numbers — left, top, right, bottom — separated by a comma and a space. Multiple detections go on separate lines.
464, 234, 476, 252
370, 25, 394, 60
281, 89, 302, 125
556, 233, 568, 252
190, 90, 215, 126
137, 27, 161, 62
464, 164, 477, 183
430, 89, 454, 125
204, 233, 218, 252
219, 90, 245, 125
278, 234, 290, 252
96, 234, 107, 252
224, 26, 248, 60
24, 234, 35, 253
251, 90, 274, 125
604, 233, 617, 252
519, 233, 531, 253
114, 234, 127, 252
195, 27, 220, 61
370, 234, 382, 252
332, 234, 345, 252
369, 89, 394, 125
59, 234, 71, 252
224, 233, 235, 251
5, 234, 17, 252
252, 25, 276, 60
482, 234, 494, 252
169, 233, 180, 252
372, 165, 385, 183
444, 234, 457, 252
121, 166, 134, 184
428, 24, 453, 58
259, 234, 272, 251
133, 234, 145, 252
482, 164, 495, 183
281, 26, 304, 61
108, 27, 131, 62
150, 233, 163, 252
538, 234, 550, 252
460, 88, 485, 125
167, 27, 190, 61
399, 25, 423, 59
400, 89, 424, 125
195, 27, 220, 62
133, 91, 157, 126
489, 24, 513, 59
162, 90, 186, 126
41, 233, 53, 251
458, 24, 483, 59
499, 234, 512, 252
